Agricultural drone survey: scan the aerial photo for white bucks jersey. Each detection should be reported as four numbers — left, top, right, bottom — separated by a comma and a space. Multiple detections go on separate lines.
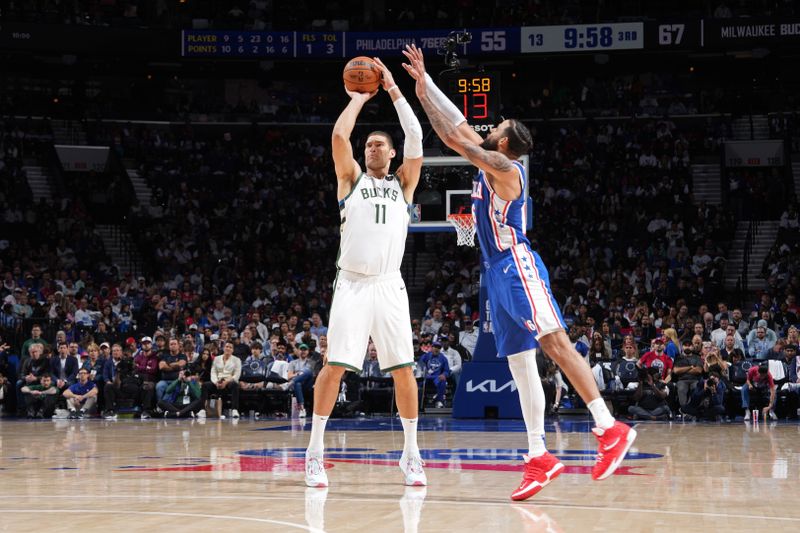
337, 173, 410, 275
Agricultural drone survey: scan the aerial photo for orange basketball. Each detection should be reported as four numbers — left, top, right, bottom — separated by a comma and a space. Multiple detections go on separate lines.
343, 56, 381, 93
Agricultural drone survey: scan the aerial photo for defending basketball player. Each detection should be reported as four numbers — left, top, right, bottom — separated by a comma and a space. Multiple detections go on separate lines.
304, 57, 427, 488
402, 44, 636, 500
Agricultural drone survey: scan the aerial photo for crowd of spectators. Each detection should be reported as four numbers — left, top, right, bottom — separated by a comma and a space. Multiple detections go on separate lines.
762, 203, 800, 299
1, 0, 799, 431
3, 67, 743, 125
0, 74, 341, 124
0, 116, 451, 417
520, 73, 729, 120
0, 116, 51, 213
4, 1, 795, 30
727, 166, 790, 221
1, 321, 325, 419
770, 112, 800, 152
1, 117, 114, 276
419, 114, 732, 339
578, 320, 800, 422
1, 89, 799, 423
103, 123, 343, 310
408, 112, 797, 419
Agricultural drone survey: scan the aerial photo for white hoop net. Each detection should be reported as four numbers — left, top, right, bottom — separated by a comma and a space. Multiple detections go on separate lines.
447, 213, 477, 247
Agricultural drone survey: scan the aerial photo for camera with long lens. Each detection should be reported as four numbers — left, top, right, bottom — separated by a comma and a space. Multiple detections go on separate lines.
439, 30, 472, 68
452, 31, 472, 45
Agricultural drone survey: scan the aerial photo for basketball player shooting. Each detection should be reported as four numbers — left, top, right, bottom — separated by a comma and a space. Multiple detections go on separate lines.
304, 57, 427, 488
401, 43, 636, 501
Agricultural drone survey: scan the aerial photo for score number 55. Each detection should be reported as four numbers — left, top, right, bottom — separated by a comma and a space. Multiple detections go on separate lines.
480, 31, 506, 51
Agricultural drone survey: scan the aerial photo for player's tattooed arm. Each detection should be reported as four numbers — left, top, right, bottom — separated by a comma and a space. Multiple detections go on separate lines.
417, 93, 460, 148
420, 93, 514, 175
462, 143, 513, 173
403, 43, 474, 151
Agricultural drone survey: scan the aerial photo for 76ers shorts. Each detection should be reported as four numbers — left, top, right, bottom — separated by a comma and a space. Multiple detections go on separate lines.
326, 270, 415, 373
485, 243, 566, 357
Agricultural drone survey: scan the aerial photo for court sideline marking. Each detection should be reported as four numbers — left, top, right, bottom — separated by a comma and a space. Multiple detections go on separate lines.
0, 509, 322, 532
3, 494, 799, 523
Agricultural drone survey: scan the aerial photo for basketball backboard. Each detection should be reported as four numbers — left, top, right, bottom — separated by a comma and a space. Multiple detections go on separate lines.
408, 155, 530, 233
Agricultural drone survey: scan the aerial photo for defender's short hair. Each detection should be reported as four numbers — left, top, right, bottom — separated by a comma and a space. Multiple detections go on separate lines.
503, 119, 533, 158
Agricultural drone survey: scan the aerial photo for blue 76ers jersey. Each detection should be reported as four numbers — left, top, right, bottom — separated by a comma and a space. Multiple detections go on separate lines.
471, 160, 529, 260
470, 160, 566, 357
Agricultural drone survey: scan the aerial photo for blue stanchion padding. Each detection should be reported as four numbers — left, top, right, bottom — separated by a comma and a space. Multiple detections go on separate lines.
472, 262, 497, 362
454, 262, 523, 418
453, 362, 521, 418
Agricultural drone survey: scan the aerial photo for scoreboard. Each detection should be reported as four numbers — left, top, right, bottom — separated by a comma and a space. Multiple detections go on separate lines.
180, 24, 690, 59
3, 19, 800, 59
182, 18, 800, 59
443, 72, 500, 126
182, 31, 338, 58
181, 28, 519, 59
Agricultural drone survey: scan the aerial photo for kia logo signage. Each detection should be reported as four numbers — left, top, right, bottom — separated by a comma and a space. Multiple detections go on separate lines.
465, 379, 518, 393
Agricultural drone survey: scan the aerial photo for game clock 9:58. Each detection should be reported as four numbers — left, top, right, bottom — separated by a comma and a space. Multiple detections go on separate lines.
445, 73, 498, 124
522, 23, 643, 53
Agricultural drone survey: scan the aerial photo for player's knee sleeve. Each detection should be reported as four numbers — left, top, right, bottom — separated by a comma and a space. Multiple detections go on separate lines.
507, 349, 539, 384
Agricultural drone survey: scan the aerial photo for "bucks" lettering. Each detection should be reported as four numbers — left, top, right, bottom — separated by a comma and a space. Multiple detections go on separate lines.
361, 187, 399, 202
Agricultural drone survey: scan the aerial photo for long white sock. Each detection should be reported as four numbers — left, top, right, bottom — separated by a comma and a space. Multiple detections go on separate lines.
507, 350, 548, 458
401, 417, 420, 456
587, 398, 615, 430
307, 413, 329, 456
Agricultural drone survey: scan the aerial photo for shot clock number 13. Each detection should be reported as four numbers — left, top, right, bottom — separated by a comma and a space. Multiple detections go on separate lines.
445, 72, 499, 125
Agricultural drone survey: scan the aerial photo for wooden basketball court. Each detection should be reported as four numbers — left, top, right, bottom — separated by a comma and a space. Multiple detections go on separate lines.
1, 416, 798, 532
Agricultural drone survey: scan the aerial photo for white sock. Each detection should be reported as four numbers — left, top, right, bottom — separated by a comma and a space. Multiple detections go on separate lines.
307, 414, 329, 456
587, 398, 615, 430
524, 434, 547, 459
401, 417, 420, 456
507, 350, 547, 458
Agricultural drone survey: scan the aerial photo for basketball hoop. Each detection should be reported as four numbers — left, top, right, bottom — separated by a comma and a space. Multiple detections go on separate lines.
447, 213, 476, 247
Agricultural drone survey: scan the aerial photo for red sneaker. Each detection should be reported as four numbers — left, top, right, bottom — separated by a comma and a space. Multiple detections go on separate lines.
591, 421, 637, 481
510, 451, 564, 501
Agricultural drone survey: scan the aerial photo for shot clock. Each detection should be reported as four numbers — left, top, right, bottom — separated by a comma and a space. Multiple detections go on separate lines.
443, 71, 500, 126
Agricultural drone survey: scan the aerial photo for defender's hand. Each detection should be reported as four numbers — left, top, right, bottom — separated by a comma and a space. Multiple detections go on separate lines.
401, 44, 427, 80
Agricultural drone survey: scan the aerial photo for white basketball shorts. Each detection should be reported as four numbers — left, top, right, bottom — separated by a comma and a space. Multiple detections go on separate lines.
326, 270, 414, 372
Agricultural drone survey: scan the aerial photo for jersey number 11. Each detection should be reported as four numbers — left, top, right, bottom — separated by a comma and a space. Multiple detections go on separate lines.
375, 204, 386, 224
